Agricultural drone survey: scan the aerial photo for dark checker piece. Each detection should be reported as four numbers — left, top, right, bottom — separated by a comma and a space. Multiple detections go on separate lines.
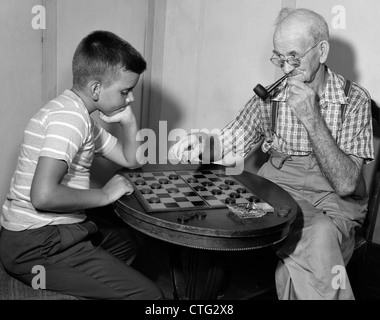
225, 197, 236, 204
178, 215, 190, 223
194, 185, 207, 191
212, 189, 222, 195
277, 206, 291, 218
141, 188, 152, 194
219, 184, 229, 190
236, 187, 247, 193
229, 192, 240, 199
169, 174, 179, 180
202, 181, 214, 187
225, 179, 235, 185
183, 212, 196, 219
151, 183, 162, 189
148, 197, 161, 203
158, 178, 169, 184
135, 179, 146, 185
195, 211, 207, 219
250, 195, 260, 202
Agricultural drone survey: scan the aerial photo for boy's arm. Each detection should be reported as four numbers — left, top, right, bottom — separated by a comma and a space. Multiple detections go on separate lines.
30, 156, 133, 213
99, 106, 143, 168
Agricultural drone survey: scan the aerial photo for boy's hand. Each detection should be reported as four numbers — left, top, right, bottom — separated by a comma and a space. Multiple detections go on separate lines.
102, 174, 134, 204
99, 106, 136, 126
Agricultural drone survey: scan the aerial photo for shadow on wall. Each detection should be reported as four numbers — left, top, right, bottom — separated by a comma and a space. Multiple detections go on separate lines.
328, 37, 379, 117
149, 83, 185, 138
327, 37, 359, 83
143, 83, 187, 165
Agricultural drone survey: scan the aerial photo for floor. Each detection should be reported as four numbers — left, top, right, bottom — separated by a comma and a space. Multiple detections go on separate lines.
132, 232, 279, 300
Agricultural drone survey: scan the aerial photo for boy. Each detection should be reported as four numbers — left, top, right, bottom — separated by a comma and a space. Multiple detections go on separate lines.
0, 30, 163, 300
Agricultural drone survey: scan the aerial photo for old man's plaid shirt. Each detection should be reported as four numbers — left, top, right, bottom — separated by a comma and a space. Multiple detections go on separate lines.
218, 67, 374, 164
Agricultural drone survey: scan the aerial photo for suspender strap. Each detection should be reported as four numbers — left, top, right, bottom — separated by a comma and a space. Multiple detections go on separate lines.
271, 101, 280, 133
341, 79, 352, 122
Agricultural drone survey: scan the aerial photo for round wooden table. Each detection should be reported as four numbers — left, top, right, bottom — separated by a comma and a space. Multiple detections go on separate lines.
114, 163, 297, 299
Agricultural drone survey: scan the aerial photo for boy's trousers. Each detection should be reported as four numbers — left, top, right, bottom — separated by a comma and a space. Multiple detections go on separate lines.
0, 207, 163, 300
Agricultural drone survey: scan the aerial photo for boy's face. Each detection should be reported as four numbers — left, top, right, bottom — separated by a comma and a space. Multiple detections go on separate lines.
97, 70, 140, 116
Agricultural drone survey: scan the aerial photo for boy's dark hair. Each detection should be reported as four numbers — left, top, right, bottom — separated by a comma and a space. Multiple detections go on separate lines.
72, 30, 147, 89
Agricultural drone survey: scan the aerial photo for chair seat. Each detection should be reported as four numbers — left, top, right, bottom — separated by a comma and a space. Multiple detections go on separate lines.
0, 266, 78, 300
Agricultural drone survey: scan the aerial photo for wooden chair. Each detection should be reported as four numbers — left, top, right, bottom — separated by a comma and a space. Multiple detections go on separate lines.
351, 101, 380, 257
346, 100, 380, 298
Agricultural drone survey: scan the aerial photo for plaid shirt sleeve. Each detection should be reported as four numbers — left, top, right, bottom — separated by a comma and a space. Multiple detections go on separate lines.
339, 83, 374, 164
217, 95, 266, 158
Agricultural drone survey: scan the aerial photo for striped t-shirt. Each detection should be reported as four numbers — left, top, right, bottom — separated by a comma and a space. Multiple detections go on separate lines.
1, 90, 117, 231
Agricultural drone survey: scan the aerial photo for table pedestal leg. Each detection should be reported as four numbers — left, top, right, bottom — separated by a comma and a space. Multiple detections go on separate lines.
201, 252, 226, 300
169, 245, 227, 300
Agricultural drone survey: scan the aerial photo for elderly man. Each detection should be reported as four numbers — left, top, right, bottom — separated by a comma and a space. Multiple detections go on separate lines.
169, 8, 373, 299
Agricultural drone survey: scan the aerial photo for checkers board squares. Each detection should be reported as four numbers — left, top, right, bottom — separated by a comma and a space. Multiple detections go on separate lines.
126, 171, 209, 212
126, 169, 264, 213
177, 170, 259, 208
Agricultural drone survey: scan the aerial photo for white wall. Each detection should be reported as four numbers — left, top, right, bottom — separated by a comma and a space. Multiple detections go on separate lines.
145, 0, 282, 169
149, 0, 281, 136
0, 0, 44, 213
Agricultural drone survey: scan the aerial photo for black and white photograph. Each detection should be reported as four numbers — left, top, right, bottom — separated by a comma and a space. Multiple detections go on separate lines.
0, 0, 379, 312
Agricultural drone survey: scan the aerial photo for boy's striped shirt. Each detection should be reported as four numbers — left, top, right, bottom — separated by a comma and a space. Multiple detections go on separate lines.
1, 90, 117, 231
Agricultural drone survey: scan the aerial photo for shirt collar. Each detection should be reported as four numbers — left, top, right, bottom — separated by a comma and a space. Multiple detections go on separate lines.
269, 66, 349, 107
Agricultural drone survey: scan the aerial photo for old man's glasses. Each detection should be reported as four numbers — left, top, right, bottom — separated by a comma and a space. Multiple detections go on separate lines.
270, 41, 320, 68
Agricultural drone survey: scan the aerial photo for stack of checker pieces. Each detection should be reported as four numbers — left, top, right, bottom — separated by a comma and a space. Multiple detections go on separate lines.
126, 169, 269, 214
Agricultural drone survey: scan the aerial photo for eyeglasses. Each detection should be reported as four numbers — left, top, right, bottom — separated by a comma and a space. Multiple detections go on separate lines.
270, 41, 320, 68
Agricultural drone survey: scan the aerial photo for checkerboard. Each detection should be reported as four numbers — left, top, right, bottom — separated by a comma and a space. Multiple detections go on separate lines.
126, 169, 271, 213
